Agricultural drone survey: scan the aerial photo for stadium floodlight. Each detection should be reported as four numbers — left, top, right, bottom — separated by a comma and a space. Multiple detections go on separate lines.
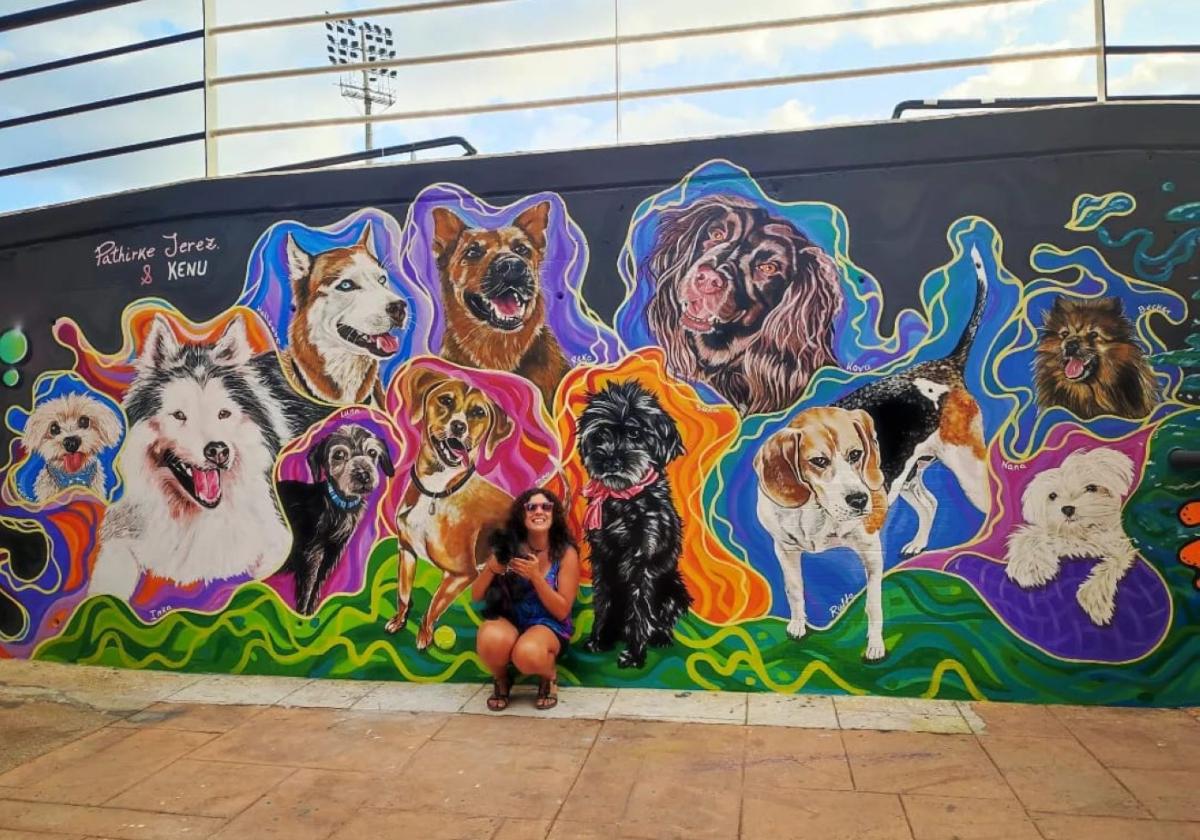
324, 13, 397, 153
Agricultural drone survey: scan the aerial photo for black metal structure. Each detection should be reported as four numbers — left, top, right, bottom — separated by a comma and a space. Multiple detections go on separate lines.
892, 94, 1200, 119
254, 136, 479, 173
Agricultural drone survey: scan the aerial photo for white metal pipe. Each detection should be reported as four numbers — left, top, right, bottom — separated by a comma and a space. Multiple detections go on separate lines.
209, 0, 1044, 88
202, 0, 219, 176
211, 45, 1097, 139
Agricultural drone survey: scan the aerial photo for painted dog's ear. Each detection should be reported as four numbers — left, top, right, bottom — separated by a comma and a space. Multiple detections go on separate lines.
306, 436, 330, 481
212, 316, 253, 368
372, 434, 395, 477
513, 200, 551, 251
140, 314, 182, 371
850, 409, 885, 493
651, 406, 686, 466
754, 428, 810, 509
356, 222, 378, 260
398, 366, 447, 426
483, 402, 515, 461
285, 233, 312, 298
430, 207, 467, 262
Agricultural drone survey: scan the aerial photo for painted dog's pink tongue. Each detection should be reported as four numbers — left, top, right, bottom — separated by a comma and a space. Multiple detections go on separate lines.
1065, 358, 1086, 379
492, 292, 522, 318
193, 468, 221, 505
374, 333, 399, 355
62, 452, 86, 473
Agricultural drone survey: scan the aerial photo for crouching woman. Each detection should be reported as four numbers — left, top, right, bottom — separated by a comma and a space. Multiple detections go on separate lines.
473, 488, 580, 712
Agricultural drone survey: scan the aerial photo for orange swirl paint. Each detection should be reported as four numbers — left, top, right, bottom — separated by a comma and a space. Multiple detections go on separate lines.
555, 348, 770, 624
1180, 501, 1200, 587
55, 304, 281, 400
51, 500, 103, 592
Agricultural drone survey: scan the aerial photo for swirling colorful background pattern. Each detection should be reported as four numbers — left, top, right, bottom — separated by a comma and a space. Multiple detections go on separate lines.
2, 167, 1198, 708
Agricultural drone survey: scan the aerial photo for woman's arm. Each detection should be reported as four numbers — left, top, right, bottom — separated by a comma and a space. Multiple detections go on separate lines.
528, 546, 581, 622
471, 554, 505, 602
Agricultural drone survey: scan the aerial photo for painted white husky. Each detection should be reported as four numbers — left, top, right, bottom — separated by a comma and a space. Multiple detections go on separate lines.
91, 314, 319, 601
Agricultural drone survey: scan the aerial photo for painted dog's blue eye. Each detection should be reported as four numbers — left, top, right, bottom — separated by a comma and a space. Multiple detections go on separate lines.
336, 279, 357, 291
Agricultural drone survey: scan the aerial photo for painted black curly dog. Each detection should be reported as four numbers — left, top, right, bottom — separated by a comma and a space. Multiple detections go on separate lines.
578, 380, 691, 668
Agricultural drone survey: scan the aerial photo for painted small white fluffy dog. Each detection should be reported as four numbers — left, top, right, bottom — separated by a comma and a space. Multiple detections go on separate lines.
24, 392, 122, 503
1005, 447, 1137, 626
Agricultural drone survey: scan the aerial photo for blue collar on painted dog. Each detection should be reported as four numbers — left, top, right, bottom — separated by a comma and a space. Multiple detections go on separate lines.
46, 461, 98, 489
326, 481, 364, 511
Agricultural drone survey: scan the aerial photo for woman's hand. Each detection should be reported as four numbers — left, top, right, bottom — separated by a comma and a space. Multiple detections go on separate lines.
485, 556, 507, 576
509, 556, 544, 582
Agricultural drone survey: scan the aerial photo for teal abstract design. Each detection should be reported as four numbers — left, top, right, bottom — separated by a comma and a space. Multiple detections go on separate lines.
1067, 192, 1135, 231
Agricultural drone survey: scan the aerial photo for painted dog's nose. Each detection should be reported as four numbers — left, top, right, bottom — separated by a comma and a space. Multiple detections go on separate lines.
845, 492, 869, 511
386, 299, 407, 325
1061, 505, 1076, 518
449, 420, 467, 438
62, 436, 81, 453
204, 441, 230, 467
493, 257, 526, 279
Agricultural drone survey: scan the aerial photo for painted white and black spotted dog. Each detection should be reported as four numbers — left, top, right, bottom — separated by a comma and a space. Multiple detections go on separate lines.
578, 380, 692, 668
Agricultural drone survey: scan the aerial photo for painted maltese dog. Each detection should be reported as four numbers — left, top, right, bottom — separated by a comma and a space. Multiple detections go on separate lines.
24, 392, 122, 503
1005, 447, 1137, 626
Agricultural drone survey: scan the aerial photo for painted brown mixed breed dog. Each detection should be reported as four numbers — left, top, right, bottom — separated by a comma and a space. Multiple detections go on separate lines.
1034, 296, 1157, 420
431, 202, 570, 408
646, 194, 843, 415
387, 366, 514, 649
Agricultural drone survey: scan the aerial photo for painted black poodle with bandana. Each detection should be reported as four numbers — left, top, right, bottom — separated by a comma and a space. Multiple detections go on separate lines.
578, 380, 691, 668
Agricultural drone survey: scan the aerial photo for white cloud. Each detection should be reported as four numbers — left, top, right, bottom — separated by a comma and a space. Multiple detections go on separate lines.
1108, 54, 1200, 96
938, 41, 1096, 98
859, 0, 1073, 49
528, 110, 616, 151
617, 95, 859, 144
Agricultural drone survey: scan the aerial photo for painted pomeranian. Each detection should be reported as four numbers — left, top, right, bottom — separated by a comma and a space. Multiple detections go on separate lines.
1005, 447, 1138, 626
23, 392, 122, 502
1034, 296, 1157, 419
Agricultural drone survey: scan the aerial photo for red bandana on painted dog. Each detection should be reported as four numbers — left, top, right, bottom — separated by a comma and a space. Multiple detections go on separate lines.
582, 468, 659, 531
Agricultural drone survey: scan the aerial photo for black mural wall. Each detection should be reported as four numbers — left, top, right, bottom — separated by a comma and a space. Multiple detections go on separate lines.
0, 103, 1198, 704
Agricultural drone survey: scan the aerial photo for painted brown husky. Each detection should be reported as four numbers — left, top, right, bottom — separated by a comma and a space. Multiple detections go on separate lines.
282, 225, 408, 406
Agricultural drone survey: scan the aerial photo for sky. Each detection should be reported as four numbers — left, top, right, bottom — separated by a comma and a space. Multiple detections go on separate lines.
0, 0, 1197, 214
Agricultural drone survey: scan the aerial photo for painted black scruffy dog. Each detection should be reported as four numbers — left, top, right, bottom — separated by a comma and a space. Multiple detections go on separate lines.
578, 380, 691, 668
277, 424, 393, 615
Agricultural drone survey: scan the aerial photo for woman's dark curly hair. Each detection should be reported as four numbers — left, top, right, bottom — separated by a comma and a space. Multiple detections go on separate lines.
505, 487, 576, 562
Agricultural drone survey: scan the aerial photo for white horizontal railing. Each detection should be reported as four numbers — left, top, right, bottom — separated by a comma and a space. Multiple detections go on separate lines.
199, 0, 1109, 175
209, 0, 1046, 87
210, 45, 1097, 139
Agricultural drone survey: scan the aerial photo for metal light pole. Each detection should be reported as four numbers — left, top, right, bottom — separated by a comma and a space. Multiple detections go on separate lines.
325, 17, 398, 154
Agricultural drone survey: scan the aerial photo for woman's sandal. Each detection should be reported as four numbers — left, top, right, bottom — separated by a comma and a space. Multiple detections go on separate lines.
535, 677, 558, 711
487, 676, 511, 712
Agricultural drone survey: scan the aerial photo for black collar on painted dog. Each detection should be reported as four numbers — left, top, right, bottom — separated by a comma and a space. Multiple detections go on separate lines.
409, 463, 476, 502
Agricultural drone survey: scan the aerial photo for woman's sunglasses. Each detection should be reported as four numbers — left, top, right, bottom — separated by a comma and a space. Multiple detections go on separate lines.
525, 501, 554, 513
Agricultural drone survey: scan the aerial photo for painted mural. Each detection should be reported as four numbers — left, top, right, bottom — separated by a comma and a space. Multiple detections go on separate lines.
1, 156, 1199, 707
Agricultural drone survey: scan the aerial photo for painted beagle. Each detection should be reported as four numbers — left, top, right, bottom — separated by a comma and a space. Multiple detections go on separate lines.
755, 406, 889, 661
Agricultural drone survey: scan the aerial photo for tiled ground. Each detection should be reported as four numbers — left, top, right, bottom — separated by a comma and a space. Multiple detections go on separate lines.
2, 662, 1200, 838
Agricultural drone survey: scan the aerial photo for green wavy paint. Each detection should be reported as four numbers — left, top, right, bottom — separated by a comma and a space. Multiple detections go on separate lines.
33, 412, 1200, 704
